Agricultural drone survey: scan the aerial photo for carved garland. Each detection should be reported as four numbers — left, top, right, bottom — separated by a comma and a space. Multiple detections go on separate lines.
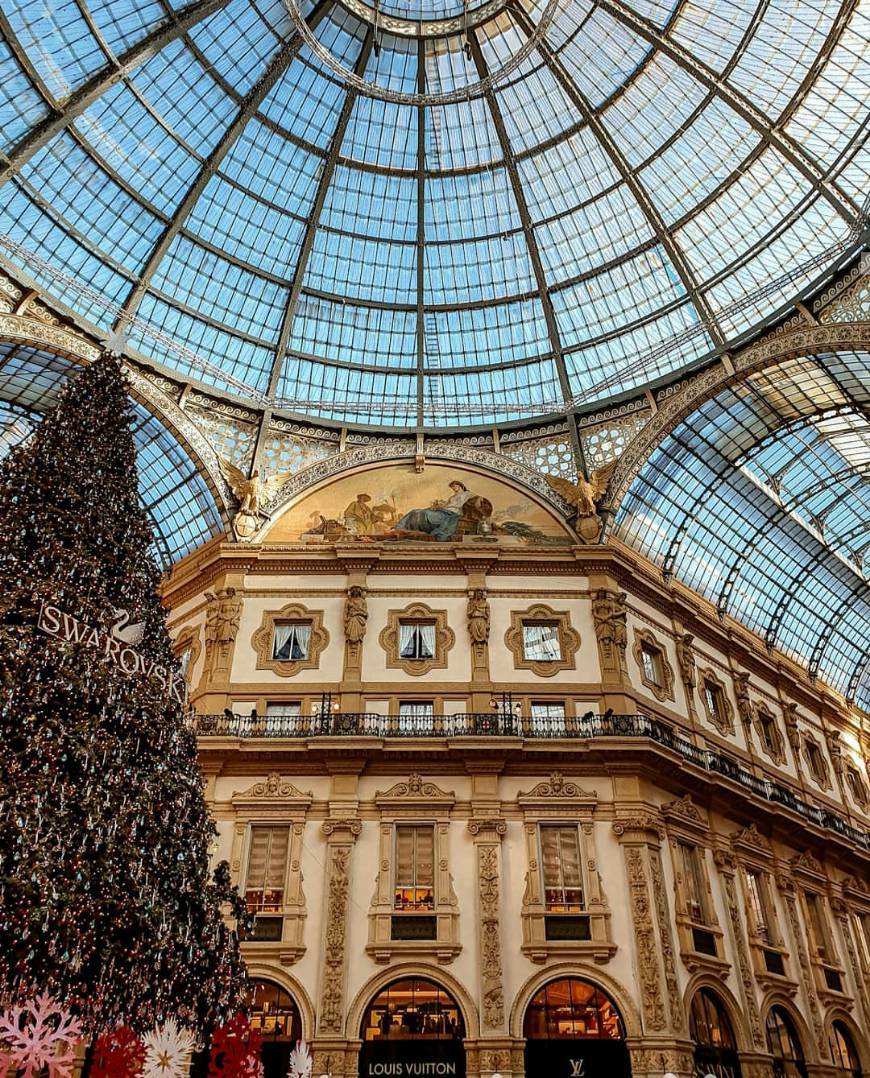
318, 820, 361, 1036
379, 602, 455, 677
504, 604, 580, 677
632, 628, 676, 702
251, 602, 329, 677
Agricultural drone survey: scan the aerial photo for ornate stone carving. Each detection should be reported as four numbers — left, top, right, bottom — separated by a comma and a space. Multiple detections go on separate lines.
202, 587, 242, 682
649, 846, 685, 1033
318, 820, 360, 1035
343, 585, 368, 646
477, 843, 505, 1029
632, 628, 676, 702
612, 815, 664, 840
625, 847, 666, 1030
730, 823, 772, 855
519, 772, 594, 800
374, 774, 455, 802
662, 794, 707, 827
676, 631, 697, 690
782, 702, 802, 759
835, 906, 869, 1030
232, 773, 313, 801
467, 588, 490, 644
504, 604, 580, 677
251, 601, 329, 677
592, 589, 628, 675
467, 818, 507, 837
783, 892, 826, 1055
379, 602, 455, 676
790, 850, 824, 876
718, 859, 764, 1048
734, 671, 753, 728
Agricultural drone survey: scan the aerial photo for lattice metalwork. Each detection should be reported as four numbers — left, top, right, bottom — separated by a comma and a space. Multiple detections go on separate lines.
580, 413, 648, 470
501, 432, 577, 482
186, 403, 257, 470
261, 427, 337, 475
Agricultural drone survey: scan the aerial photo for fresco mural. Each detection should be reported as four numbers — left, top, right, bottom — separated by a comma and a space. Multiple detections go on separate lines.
263, 463, 573, 545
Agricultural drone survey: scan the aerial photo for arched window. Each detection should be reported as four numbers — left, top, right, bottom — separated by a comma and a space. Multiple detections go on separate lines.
247, 980, 303, 1042
690, 989, 742, 1078
361, 977, 465, 1041
523, 979, 631, 1078
766, 1007, 807, 1078
830, 1021, 863, 1078
523, 978, 625, 1040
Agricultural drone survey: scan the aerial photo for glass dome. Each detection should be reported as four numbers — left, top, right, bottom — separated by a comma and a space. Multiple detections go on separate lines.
0, 0, 866, 428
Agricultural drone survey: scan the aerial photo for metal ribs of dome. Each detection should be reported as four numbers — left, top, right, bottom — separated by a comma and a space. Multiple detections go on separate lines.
0, 0, 866, 430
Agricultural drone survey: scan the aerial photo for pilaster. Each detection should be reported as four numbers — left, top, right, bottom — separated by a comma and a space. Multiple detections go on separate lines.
468, 816, 508, 1034
318, 817, 362, 1038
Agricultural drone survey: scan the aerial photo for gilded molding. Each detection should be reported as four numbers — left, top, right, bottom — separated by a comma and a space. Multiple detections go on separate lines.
378, 602, 455, 677
504, 604, 580, 677
250, 601, 329, 677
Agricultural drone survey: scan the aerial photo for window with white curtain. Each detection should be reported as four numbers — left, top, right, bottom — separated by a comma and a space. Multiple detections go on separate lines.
540, 825, 584, 911
522, 621, 562, 661
530, 701, 566, 733
245, 826, 290, 912
398, 701, 435, 720
399, 620, 436, 660
272, 621, 312, 661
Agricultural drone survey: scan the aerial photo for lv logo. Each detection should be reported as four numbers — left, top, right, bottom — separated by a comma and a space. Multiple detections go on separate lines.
570, 1061, 585, 1077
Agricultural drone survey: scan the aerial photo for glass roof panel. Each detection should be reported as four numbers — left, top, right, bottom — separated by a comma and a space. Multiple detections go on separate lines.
423, 357, 563, 426
288, 295, 417, 368
0, 0, 865, 430
615, 351, 870, 707
425, 297, 551, 369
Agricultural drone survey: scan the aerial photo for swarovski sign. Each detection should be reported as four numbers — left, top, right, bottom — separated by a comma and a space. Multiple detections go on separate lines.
38, 602, 188, 704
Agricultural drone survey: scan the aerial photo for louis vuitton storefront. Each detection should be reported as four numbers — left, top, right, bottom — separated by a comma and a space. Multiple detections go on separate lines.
522, 978, 631, 1078
358, 977, 466, 1078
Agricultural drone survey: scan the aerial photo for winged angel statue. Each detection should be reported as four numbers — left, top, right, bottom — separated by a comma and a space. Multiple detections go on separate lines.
217, 458, 293, 539
544, 462, 616, 541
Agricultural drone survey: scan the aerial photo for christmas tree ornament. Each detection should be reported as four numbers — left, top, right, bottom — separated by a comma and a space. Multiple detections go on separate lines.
91, 1026, 146, 1078
142, 1020, 194, 1078
287, 1041, 313, 1078
0, 993, 83, 1078
207, 1013, 262, 1078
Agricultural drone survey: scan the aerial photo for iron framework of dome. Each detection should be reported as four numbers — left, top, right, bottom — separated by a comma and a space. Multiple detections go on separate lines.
0, 0, 868, 706
0, 0, 867, 428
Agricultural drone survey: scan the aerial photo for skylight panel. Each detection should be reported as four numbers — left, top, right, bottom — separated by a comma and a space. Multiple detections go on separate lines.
0, 39, 50, 142
290, 296, 417, 367
424, 232, 536, 305
424, 298, 551, 369
342, 96, 418, 170
259, 51, 348, 149
669, 0, 756, 75
278, 356, 417, 426
425, 168, 521, 240
189, 0, 285, 95
220, 120, 322, 211
424, 359, 563, 426
82, 0, 168, 57
321, 167, 416, 242
553, 7, 651, 108
493, 56, 579, 154
518, 128, 621, 221
303, 229, 417, 305
4, 0, 104, 98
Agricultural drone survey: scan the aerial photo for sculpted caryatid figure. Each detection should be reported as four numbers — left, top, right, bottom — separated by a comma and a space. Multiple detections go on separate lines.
467, 588, 490, 646
343, 586, 368, 647
593, 589, 627, 651
203, 587, 242, 679
734, 671, 753, 727
675, 632, 697, 689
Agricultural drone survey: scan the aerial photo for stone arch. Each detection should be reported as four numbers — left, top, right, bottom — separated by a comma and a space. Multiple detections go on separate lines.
684, 973, 752, 1053
509, 962, 641, 1041
761, 992, 818, 1064
242, 963, 316, 1043
826, 1007, 870, 1073
599, 320, 870, 529
345, 962, 481, 1043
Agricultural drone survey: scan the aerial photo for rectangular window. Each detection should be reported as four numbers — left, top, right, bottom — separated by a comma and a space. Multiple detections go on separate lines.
266, 702, 301, 717
846, 768, 867, 807
245, 827, 290, 912
758, 711, 777, 754
178, 648, 192, 678
857, 912, 870, 964
680, 842, 708, 924
530, 701, 566, 722
641, 643, 663, 686
703, 680, 725, 722
540, 825, 584, 912
394, 825, 435, 911
399, 621, 436, 660
522, 622, 562, 661
398, 701, 434, 720
805, 892, 829, 961
272, 622, 311, 661
744, 869, 770, 942
264, 702, 301, 735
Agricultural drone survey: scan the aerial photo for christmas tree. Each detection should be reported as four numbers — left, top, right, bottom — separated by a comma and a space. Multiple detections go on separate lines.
0, 352, 250, 1034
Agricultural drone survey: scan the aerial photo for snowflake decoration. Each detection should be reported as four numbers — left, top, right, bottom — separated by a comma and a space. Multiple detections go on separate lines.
0, 993, 84, 1078
287, 1040, 313, 1078
208, 1013, 262, 1078
92, 1026, 146, 1078
142, 1019, 194, 1078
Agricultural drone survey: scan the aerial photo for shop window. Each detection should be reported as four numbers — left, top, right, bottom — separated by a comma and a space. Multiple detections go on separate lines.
272, 622, 311, 661
830, 1021, 863, 1078
540, 826, 584, 912
361, 978, 464, 1041
523, 621, 562, 661
245, 980, 303, 1078
690, 989, 742, 1078
766, 1006, 807, 1078
399, 621, 435, 661
523, 978, 625, 1039
394, 826, 435, 912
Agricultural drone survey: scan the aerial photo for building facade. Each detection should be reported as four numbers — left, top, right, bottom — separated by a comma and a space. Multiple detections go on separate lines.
164, 458, 870, 1078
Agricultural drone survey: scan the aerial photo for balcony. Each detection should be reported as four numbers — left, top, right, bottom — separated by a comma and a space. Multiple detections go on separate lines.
194, 711, 870, 852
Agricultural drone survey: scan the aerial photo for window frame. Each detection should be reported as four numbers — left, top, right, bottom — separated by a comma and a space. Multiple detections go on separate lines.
539, 823, 585, 913
393, 824, 436, 912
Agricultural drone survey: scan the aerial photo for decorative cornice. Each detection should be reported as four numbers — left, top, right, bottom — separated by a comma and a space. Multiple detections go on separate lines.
232, 772, 313, 803
790, 849, 825, 877
730, 822, 772, 856
518, 772, 596, 800
375, 773, 456, 804
661, 793, 708, 828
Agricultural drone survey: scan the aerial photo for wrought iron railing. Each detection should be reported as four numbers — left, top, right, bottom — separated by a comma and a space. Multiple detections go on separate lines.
194, 711, 869, 850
